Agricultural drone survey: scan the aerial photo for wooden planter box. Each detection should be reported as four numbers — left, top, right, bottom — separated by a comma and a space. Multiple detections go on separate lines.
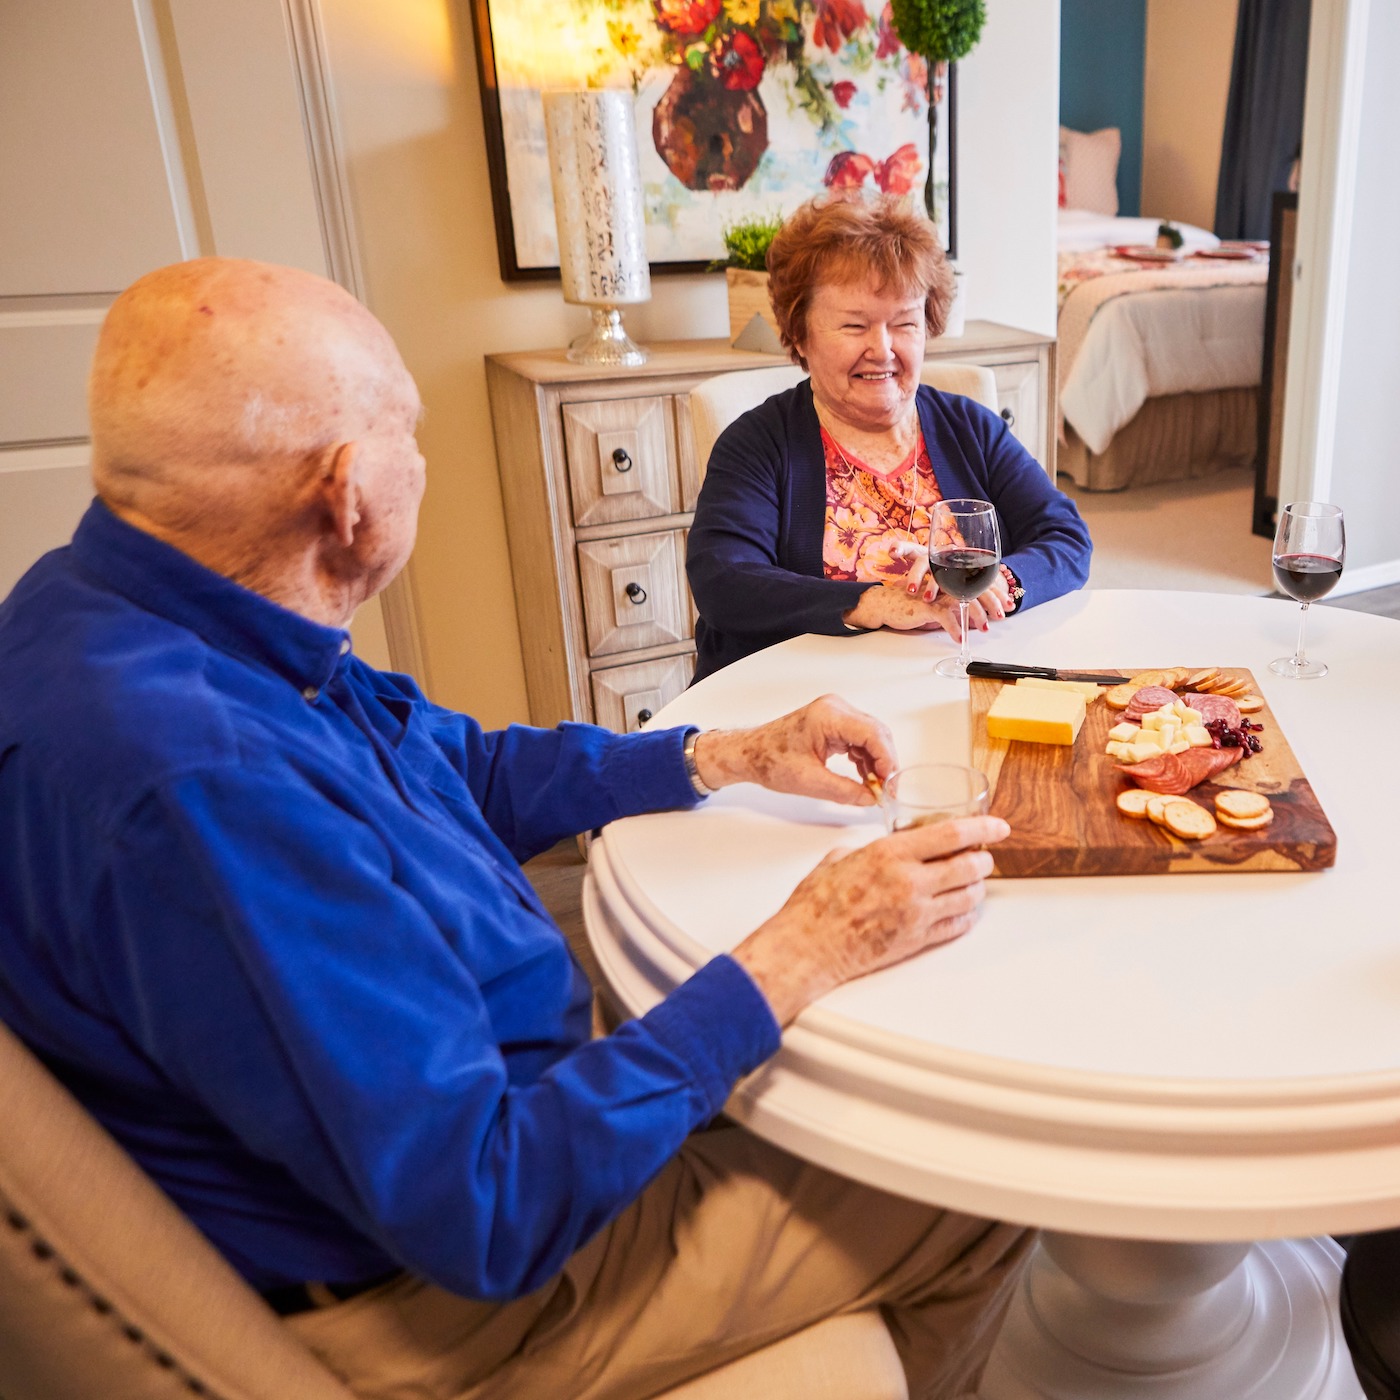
725, 268, 781, 348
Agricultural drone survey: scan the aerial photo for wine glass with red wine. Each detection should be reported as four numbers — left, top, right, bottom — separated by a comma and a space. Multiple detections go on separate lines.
931, 498, 1003, 680
1269, 501, 1345, 679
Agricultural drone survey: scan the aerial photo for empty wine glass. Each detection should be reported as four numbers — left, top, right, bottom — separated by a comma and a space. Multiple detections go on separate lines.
1269, 501, 1345, 679
881, 764, 990, 834
931, 498, 1002, 680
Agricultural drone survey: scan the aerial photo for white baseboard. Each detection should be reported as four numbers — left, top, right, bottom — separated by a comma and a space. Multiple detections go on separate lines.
1332, 558, 1400, 597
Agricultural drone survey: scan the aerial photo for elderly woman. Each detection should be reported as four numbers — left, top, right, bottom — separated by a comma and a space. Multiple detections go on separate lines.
687, 196, 1092, 681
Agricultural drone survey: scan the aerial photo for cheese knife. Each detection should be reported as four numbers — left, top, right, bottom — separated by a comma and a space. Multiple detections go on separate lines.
965, 661, 1132, 684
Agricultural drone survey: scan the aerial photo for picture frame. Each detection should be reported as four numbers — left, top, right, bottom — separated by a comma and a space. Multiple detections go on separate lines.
468, 0, 957, 282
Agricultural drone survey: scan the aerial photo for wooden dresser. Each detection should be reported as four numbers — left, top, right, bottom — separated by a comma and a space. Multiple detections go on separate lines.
486, 322, 1057, 731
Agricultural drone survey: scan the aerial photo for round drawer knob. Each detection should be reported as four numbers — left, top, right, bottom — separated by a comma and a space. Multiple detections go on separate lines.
612, 447, 633, 473
636, 708, 654, 726
1000, 407, 1016, 427
625, 582, 648, 605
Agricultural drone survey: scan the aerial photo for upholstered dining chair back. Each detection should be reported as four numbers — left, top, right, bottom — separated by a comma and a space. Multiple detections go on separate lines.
0, 1017, 357, 1400
0, 1018, 907, 1400
689, 360, 1000, 481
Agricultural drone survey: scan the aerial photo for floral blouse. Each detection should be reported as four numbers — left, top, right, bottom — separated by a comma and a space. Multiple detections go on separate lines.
820, 426, 1019, 598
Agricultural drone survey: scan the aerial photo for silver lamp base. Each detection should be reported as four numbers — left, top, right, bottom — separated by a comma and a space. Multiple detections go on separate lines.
568, 307, 649, 367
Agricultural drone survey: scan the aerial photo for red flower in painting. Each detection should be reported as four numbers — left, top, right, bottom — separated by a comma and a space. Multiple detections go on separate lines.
712, 30, 766, 90
831, 80, 857, 108
823, 150, 876, 189
811, 0, 865, 53
873, 143, 921, 195
652, 0, 723, 36
875, 2, 901, 58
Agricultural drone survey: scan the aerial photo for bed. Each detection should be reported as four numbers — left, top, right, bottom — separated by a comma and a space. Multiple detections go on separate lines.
1054, 129, 1268, 492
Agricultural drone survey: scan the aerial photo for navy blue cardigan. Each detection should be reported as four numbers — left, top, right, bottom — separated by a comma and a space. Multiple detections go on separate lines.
687, 380, 1092, 681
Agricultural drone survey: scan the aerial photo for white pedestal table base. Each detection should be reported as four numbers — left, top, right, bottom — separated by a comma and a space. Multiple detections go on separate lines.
978, 1234, 1361, 1399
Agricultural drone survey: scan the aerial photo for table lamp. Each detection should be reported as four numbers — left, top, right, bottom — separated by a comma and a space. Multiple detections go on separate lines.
542, 89, 651, 367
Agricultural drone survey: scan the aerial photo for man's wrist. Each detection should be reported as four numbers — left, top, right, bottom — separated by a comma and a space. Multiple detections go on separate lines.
682, 728, 715, 798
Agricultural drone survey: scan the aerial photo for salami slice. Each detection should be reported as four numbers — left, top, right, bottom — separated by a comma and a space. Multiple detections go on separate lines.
1124, 685, 1178, 720
1121, 750, 1192, 794
1185, 693, 1242, 728
1176, 745, 1237, 787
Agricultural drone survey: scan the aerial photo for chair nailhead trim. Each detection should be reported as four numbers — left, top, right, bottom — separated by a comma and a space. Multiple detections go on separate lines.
2, 1187, 230, 1400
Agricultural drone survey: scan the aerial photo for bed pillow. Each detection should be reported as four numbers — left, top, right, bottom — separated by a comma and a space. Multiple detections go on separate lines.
1059, 126, 1121, 216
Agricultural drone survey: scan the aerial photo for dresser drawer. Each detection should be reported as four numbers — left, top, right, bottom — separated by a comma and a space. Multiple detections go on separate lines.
576, 530, 690, 657
591, 653, 694, 733
563, 396, 678, 526
989, 360, 1042, 461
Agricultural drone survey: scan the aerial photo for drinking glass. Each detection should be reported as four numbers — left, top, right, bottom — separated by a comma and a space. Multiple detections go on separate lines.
882, 764, 990, 834
931, 499, 1003, 680
1269, 501, 1345, 679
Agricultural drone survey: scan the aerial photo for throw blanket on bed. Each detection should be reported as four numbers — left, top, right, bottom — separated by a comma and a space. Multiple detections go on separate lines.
1057, 250, 1269, 454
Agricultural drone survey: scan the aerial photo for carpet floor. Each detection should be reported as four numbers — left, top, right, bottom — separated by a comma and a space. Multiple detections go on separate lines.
1062, 467, 1275, 594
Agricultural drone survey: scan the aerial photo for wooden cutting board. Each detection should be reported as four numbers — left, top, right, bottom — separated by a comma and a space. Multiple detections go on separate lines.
969, 669, 1337, 877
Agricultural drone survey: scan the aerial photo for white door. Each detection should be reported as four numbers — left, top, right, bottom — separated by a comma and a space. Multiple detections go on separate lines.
0, 0, 409, 669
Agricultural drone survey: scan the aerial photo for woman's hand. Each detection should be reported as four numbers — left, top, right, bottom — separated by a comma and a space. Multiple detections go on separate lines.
845, 573, 1012, 641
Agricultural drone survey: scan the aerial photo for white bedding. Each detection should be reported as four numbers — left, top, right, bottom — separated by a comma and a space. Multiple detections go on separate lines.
1056, 212, 1265, 454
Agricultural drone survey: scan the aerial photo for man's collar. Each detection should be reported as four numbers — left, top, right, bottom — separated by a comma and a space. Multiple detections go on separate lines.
71, 499, 352, 694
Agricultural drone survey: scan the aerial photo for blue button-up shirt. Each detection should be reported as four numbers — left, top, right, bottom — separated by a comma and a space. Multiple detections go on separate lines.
0, 501, 779, 1299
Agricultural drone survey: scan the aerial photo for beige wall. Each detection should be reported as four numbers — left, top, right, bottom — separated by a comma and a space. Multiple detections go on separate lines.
1141, 0, 1238, 230
321, 0, 1060, 728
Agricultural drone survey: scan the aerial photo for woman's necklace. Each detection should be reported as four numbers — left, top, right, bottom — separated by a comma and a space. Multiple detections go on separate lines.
823, 427, 928, 550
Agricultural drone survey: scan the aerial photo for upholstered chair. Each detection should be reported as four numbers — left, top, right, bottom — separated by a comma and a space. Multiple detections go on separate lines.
688, 361, 1001, 480
0, 1019, 907, 1400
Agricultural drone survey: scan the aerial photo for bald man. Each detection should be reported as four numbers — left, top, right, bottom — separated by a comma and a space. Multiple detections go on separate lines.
0, 259, 1029, 1400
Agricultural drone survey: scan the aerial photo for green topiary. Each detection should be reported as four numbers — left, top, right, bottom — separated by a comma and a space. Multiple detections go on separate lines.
889, 0, 987, 65
713, 212, 785, 272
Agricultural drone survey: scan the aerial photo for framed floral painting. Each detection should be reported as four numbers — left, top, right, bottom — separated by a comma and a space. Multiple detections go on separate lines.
469, 0, 956, 280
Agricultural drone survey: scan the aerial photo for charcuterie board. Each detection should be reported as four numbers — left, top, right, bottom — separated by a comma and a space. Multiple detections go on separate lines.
969, 669, 1337, 877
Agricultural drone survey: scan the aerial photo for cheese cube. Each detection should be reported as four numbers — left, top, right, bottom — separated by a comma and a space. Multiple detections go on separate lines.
1168, 739, 1190, 754
1108, 722, 1141, 742
1157, 720, 1180, 747
1106, 740, 1129, 759
1128, 741, 1163, 763
1132, 728, 1164, 749
986, 686, 1086, 745
1014, 677, 1105, 701
1172, 700, 1194, 722
1141, 712, 1166, 730
1184, 724, 1212, 747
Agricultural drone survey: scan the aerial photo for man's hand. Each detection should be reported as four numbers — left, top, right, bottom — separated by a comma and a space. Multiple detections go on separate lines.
692, 695, 895, 807
732, 816, 1009, 1025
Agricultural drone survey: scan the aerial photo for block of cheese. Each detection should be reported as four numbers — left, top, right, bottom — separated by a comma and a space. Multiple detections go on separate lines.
1014, 677, 1106, 701
986, 685, 1086, 745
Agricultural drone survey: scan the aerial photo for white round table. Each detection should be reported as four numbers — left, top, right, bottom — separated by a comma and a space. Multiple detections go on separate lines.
584, 591, 1400, 1399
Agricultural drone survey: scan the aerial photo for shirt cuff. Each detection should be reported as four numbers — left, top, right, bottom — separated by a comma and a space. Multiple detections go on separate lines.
600, 724, 706, 816
638, 955, 782, 1118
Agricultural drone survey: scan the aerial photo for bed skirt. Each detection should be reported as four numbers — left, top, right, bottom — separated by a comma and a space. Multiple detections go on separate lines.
1059, 386, 1259, 492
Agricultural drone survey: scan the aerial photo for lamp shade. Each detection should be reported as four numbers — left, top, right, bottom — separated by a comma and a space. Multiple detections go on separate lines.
543, 90, 651, 309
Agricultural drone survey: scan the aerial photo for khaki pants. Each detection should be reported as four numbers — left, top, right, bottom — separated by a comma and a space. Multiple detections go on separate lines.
290, 1126, 1033, 1400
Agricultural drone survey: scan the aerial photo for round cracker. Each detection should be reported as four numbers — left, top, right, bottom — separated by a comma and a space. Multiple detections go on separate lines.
1146, 794, 1194, 826
1218, 808, 1275, 831
1106, 683, 1137, 710
1116, 788, 1154, 819
1186, 668, 1220, 689
1167, 667, 1194, 688
1236, 694, 1265, 713
1128, 669, 1175, 689
1215, 789, 1271, 820
1164, 802, 1217, 840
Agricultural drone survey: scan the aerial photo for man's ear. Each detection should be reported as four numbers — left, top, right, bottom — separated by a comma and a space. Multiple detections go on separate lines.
322, 441, 361, 549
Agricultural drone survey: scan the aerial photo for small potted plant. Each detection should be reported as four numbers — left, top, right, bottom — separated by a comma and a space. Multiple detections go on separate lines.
714, 212, 785, 348
889, 0, 986, 222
